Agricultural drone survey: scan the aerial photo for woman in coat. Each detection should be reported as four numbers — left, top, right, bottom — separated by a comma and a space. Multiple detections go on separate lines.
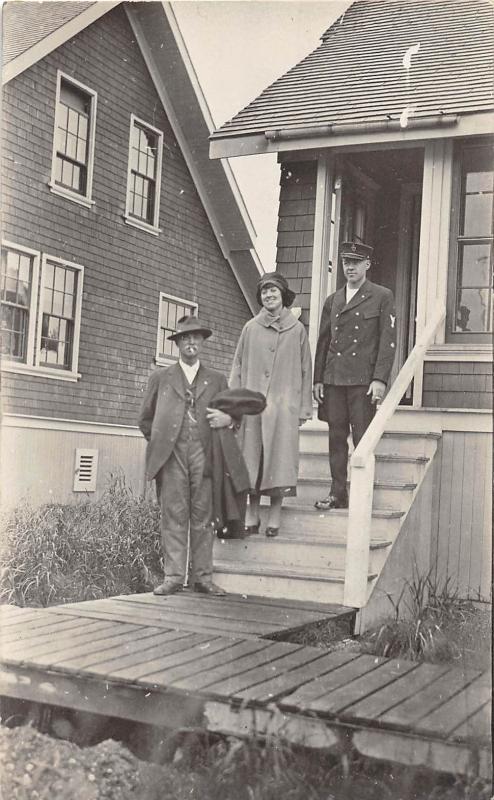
230, 272, 313, 537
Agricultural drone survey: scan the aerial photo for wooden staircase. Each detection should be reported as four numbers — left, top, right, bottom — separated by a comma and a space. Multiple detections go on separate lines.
213, 422, 440, 605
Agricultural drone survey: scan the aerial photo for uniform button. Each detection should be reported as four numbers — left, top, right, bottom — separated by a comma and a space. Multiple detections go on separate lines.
355, 325, 359, 330
270, 346, 275, 351
265, 371, 270, 377
335, 326, 339, 331
352, 352, 356, 356
337, 352, 341, 356
336, 313, 340, 318
355, 312, 360, 316
353, 339, 358, 342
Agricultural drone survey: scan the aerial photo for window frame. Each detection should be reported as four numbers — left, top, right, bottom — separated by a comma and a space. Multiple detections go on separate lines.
155, 292, 198, 366
446, 138, 493, 344
124, 114, 163, 236
49, 71, 97, 208
35, 254, 84, 377
1, 241, 40, 367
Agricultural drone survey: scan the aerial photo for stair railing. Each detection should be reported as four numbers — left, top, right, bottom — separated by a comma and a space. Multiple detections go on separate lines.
343, 304, 446, 608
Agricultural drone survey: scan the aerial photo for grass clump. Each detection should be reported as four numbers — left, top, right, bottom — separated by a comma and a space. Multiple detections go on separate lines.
0, 475, 162, 607
361, 569, 491, 668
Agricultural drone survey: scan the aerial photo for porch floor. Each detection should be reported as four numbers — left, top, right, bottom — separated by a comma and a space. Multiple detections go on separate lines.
0, 599, 490, 779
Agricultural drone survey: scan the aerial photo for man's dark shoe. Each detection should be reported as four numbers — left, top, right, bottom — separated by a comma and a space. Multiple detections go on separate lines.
244, 524, 260, 535
194, 581, 226, 596
314, 495, 348, 511
153, 581, 183, 596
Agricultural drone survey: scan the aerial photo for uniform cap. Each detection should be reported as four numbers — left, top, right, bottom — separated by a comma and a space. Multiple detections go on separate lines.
340, 241, 373, 260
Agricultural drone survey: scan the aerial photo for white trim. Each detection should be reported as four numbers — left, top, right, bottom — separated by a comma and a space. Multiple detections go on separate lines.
308, 154, 334, 359
425, 345, 492, 362
1, 240, 40, 367
2, 2, 121, 84
125, 114, 163, 233
35, 253, 84, 375
209, 112, 494, 160
1, 413, 142, 437
304, 407, 492, 434
413, 140, 453, 405
155, 291, 198, 363
50, 71, 97, 206
1, 363, 81, 382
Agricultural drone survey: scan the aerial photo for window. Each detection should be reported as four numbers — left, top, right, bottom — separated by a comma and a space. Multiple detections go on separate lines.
50, 72, 97, 207
1, 243, 39, 363
125, 115, 163, 235
156, 293, 198, 364
1, 243, 84, 381
447, 140, 493, 342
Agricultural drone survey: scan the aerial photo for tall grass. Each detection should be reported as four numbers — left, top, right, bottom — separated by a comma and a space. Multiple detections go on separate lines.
0, 475, 162, 607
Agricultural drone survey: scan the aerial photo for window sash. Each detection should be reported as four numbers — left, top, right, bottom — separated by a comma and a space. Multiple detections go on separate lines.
447, 140, 493, 342
156, 294, 198, 362
0, 245, 36, 362
51, 72, 96, 203
125, 115, 163, 231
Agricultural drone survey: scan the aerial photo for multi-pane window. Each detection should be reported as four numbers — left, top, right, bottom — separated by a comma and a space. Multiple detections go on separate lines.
0, 246, 36, 361
449, 141, 493, 340
125, 116, 163, 232
50, 73, 96, 204
39, 261, 78, 369
156, 294, 197, 362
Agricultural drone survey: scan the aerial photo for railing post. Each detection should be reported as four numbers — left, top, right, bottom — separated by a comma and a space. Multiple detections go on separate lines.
343, 455, 375, 608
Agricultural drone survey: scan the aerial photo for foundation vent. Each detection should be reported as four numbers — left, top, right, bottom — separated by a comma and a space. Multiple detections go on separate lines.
73, 448, 99, 492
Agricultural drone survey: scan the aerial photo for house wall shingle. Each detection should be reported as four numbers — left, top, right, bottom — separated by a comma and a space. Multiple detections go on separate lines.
423, 362, 492, 409
275, 161, 316, 326
2, 6, 250, 426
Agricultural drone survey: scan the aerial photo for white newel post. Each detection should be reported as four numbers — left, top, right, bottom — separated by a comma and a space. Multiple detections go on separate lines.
343, 454, 375, 608
308, 154, 334, 360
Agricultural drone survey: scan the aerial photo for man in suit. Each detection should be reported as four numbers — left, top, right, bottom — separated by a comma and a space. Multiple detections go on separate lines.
313, 242, 397, 510
138, 315, 233, 596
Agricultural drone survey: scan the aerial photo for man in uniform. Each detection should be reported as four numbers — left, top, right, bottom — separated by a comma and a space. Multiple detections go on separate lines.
313, 242, 397, 510
138, 315, 232, 595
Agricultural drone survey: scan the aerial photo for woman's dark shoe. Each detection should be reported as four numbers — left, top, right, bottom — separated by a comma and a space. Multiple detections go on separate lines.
244, 524, 260, 535
265, 526, 279, 538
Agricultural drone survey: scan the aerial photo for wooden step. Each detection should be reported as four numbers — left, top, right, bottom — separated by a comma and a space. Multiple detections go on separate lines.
281, 477, 416, 511
213, 562, 377, 605
300, 428, 440, 458
214, 531, 391, 572
253, 503, 403, 539
299, 452, 429, 482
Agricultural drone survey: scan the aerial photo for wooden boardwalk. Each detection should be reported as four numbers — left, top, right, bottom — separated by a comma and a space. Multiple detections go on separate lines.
0, 597, 490, 778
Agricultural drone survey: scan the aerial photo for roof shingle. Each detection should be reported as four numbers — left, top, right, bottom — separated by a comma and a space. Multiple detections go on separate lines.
212, 0, 494, 140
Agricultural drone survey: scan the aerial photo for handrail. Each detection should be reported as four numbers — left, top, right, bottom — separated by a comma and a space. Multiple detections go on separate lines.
343, 304, 446, 608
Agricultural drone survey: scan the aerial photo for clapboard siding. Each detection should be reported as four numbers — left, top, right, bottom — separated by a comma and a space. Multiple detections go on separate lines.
423, 362, 492, 409
1, 5, 250, 427
276, 161, 317, 326
433, 431, 492, 600
1, 423, 147, 509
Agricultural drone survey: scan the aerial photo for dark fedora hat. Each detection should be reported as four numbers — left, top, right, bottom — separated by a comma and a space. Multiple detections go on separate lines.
340, 241, 374, 260
168, 314, 213, 341
256, 271, 296, 307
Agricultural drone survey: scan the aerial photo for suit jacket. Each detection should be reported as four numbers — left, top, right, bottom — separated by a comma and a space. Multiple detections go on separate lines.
138, 363, 228, 481
314, 279, 397, 387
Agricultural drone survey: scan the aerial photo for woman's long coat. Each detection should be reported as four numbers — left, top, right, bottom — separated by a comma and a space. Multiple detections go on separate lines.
230, 307, 313, 494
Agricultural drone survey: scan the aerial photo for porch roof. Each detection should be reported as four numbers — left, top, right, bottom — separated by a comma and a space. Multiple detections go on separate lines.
210, 0, 494, 157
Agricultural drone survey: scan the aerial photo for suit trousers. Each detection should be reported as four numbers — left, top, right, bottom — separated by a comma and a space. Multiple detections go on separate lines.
322, 384, 375, 500
156, 434, 213, 586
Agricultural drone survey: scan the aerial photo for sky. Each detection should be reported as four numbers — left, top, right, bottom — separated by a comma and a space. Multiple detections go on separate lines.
172, 1, 350, 269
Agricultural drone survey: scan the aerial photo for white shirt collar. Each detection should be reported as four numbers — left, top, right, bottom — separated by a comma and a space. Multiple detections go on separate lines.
346, 284, 360, 303
179, 358, 200, 384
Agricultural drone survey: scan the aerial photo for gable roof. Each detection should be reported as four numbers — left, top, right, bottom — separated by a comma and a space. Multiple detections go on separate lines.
2, 1, 262, 310
210, 0, 494, 158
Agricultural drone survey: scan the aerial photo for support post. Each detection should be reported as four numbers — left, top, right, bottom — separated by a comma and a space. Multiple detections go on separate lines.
343, 455, 375, 608
308, 154, 334, 359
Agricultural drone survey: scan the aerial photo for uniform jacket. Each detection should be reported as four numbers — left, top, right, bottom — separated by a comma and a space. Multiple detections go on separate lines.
314, 279, 397, 388
138, 363, 228, 481
230, 307, 313, 493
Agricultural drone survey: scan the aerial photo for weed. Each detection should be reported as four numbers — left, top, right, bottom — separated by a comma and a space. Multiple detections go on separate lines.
0, 475, 162, 607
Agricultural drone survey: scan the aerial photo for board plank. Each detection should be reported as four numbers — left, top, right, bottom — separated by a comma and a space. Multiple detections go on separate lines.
0, 608, 60, 629
450, 703, 492, 743
0, 612, 80, 641
379, 669, 482, 729
308, 658, 418, 716
202, 647, 320, 698
2, 615, 111, 650
282, 655, 387, 709
169, 641, 301, 693
109, 633, 221, 682
237, 651, 360, 704
116, 593, 331, 630
3, 619, 120, 660
150, 639, 270, 687
346, 662, 449, 721
414, 672, 492, 737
